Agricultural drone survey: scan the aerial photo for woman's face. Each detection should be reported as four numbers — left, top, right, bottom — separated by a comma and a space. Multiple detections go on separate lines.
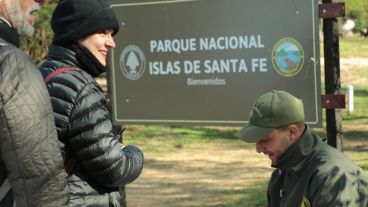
78, 29, 116, 66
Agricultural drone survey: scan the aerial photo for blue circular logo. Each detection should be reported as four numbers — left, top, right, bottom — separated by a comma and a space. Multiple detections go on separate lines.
272, 38, 304, 77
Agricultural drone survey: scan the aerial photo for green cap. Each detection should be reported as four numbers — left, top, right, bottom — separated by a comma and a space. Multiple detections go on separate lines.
236, 90, 305, 142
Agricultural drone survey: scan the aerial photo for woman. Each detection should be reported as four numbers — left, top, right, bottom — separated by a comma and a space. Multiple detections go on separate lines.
39, 0, 144, 206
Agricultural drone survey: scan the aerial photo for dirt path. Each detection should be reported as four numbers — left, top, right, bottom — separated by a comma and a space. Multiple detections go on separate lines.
125, 142, 272, 207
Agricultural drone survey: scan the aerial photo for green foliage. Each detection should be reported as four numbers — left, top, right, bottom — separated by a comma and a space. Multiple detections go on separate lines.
343, 0, 368, 32
20, 1, 57, 65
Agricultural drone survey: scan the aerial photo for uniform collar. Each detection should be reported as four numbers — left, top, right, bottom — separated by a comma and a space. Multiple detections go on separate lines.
273, 125, 321, 173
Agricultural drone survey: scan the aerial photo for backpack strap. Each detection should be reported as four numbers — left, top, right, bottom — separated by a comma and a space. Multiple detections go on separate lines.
43, 67, 79, 177
44, 67, 79, 84
64, 156, 77, 177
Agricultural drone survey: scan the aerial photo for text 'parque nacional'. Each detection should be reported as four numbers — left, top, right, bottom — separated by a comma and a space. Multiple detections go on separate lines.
150, 35, 264, 53
148, 35, 267, 77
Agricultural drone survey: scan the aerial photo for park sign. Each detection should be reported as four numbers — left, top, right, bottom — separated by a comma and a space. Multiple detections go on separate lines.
108, 0, 322, 126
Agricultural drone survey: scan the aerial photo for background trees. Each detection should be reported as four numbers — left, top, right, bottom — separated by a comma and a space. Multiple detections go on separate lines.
20, 0, 56, 65
343, 0, 368, 33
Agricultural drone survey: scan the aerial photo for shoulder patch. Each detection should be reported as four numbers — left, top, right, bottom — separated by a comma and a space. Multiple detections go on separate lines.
300, 196, 311, 207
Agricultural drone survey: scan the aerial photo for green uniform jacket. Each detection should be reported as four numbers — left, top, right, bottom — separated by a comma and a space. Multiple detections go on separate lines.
268, 126, 368, 207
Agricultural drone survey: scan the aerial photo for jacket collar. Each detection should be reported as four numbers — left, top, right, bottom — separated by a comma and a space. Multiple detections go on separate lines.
273, 125, 321, 173
47, 44, 81, 68
47, 44, 105, 77
0, 19, 19, 47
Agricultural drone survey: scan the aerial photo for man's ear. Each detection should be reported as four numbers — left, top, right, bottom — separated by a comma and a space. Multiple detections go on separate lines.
288, 124, 299, 142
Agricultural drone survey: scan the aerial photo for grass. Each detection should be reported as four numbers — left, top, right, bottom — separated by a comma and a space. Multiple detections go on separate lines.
214, 184, 268, 207
117, 35, 368, 207
321, 35, 368, 58
339, 36, 368, 58
340, 85, 368, 125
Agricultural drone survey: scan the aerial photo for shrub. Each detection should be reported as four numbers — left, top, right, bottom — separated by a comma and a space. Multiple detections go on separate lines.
20, 1, 56, 65
343, 0, 368, 32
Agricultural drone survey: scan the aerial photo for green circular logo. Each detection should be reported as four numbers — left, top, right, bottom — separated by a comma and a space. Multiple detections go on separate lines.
272, 38, 304, 77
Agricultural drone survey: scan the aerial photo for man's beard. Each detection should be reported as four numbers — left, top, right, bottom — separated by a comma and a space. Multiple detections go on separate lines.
4, 0, 40, 36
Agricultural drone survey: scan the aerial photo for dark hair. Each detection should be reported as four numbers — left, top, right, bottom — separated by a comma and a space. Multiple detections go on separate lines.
277, 121, 305, 131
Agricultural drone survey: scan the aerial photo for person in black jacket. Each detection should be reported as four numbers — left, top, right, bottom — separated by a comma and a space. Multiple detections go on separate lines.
39, 0, 144, 206
0, 0, 69, 206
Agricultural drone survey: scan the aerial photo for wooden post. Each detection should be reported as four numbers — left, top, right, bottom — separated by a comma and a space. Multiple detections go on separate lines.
321, 0, 344, 149
332, 19, 344, 151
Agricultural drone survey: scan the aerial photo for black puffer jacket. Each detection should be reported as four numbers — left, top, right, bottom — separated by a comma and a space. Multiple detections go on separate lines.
0, 22, 69, 206
39, 45, 143, 207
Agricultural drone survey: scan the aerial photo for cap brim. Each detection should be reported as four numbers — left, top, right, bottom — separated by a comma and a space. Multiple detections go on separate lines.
236, 123, 274, 143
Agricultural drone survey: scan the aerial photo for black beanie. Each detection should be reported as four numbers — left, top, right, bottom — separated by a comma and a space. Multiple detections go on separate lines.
51, 0, 119, 46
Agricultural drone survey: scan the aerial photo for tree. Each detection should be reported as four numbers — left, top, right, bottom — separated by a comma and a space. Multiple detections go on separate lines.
343, 0, 368, 32
20, 1, 57, 65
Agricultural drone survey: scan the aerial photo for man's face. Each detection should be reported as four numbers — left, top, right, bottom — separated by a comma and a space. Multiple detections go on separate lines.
3, 0, 44, 36
255, 127, 293, 166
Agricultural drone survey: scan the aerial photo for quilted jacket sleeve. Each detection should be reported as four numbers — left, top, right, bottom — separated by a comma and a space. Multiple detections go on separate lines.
0, 46, 69, 206
65, 77, 143, 188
